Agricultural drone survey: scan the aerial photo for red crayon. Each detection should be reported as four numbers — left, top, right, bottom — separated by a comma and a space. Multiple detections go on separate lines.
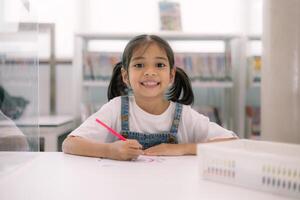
95, 118, 126, 141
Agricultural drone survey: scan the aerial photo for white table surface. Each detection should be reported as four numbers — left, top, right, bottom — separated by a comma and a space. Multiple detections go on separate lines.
0, 115, 74, 127
0, 152, 294, 200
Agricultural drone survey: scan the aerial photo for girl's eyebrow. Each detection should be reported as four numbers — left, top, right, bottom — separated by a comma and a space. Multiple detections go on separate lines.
131, 56, 145, 61
156, 56, 168, 60
131, 56, 168, 61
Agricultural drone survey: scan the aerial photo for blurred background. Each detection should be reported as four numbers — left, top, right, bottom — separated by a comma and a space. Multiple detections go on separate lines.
0, 0, 299, 153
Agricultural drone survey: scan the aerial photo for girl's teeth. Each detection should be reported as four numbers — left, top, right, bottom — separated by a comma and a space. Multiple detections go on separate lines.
143, 81, 158, 86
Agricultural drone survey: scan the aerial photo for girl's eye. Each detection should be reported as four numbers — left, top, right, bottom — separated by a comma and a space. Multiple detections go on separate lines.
133, 63, 144, 68
156, 63, 166, 68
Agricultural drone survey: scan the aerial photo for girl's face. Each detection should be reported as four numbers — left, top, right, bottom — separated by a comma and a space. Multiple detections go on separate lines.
121, 43, 175, 100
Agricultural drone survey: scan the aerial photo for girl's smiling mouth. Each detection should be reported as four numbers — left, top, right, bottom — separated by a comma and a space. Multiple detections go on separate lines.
140, 80, 160, 87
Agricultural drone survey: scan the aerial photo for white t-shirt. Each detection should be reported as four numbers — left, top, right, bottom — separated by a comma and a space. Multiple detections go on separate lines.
70, 96, 236, 143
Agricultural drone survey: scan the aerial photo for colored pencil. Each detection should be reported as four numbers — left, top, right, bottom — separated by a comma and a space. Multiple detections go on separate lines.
95, 118, 126, 141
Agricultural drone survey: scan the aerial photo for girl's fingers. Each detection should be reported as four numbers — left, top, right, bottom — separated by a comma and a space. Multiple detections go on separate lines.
126, 139, 143, 149
128, 148, 144, 156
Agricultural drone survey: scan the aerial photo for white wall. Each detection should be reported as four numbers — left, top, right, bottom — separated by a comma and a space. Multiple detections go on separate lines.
85, 0, 243, 33
30, 0, 262, 58
249, 0, 263, 35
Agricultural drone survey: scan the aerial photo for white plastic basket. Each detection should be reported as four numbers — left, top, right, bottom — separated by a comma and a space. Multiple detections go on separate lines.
197, 139, 300, 199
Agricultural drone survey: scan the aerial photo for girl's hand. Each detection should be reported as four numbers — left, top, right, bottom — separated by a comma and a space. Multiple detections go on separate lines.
144, 144, 196, 156
108, 139, 144, 161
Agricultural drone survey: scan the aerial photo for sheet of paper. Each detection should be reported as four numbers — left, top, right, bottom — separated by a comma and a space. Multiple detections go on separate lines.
97, 155, 165, 167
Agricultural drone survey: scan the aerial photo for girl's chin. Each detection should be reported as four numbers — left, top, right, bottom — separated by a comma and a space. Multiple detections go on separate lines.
135, 92, 164, 99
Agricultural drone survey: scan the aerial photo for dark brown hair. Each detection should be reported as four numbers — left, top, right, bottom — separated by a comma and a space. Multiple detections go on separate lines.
107, 34, 194, 105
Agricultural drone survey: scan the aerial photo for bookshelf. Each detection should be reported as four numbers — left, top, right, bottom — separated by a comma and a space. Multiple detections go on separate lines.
73, 33, 241, 133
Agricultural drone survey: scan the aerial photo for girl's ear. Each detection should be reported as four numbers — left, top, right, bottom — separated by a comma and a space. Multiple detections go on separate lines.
121, 68, 130, 86
170, 67, 176, 84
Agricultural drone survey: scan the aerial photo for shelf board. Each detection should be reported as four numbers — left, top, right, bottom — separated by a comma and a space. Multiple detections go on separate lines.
83, 80, 233, 88
192, 81, 233, 88
0, 32, 37, 42
247, 35, 262, 41
76, 32, 238, 41
83, 80, 109, 87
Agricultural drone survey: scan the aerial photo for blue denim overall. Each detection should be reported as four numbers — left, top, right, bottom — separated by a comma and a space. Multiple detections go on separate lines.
120, 96, 183, 149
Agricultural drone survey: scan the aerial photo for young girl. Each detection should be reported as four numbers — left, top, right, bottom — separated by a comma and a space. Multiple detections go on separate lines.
63, 34, 237, 160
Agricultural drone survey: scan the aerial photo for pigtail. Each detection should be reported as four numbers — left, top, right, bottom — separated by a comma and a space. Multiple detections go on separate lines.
167, 67, 194, 105
107, 62, 128, 101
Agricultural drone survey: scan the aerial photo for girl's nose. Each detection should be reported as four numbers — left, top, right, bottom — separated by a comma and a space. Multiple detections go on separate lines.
144, 71, 157, 76
144, 68, 157, 76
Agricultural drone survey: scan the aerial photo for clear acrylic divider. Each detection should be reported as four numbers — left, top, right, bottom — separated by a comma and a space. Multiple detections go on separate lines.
0, 0, 39, 178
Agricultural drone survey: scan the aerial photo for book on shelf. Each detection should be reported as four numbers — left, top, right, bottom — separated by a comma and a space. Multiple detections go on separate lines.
174, 53, 231, 82
245, 106, 261, 139
158, 1, 182, 31
248, 56, 261, 83
83, 52, 121, 81
83, 52, 95, 80
0, 53, 37, 84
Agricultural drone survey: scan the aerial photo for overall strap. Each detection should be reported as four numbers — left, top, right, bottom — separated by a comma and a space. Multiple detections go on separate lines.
169, 102, 183, 136
121, 96, 130, 131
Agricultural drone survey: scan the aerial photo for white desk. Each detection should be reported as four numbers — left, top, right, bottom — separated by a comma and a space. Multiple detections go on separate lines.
0, 152, 294, 200
0, 115, 75, 151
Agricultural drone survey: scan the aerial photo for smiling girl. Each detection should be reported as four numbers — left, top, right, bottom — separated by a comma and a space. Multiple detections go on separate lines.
63, 34, 237, 160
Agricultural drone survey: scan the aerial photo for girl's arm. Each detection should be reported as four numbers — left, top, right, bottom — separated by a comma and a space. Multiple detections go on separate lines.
63, 136, 143, 160
144, 143, 196, 156
144, 137, 237, 156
